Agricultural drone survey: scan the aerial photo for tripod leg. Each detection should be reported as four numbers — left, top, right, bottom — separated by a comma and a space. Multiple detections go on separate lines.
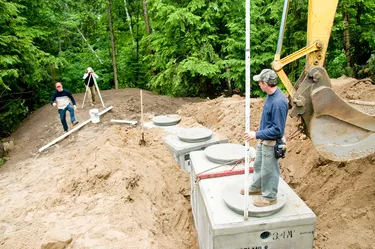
81, 87, 89, 108
93, 77, 105, 108
81, 75, 91, 108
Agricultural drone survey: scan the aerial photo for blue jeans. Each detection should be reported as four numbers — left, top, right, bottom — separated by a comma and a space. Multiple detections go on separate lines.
58, 104, 76, 131
250, 143, 280, 201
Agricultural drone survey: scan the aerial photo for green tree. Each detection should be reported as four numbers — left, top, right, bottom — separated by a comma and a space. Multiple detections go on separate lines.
328, 0, 375, 79
0, 0, 60, 136
1, 0, 375, 137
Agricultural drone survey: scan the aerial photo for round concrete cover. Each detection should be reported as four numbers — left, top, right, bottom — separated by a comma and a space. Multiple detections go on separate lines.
204, 143, 245, 164
222, 182, 287, 217
152, 114, 181, 126
177, 128, 213, 143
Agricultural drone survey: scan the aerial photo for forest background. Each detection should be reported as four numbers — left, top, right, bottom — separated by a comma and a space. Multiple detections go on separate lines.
1, 0, 375, 137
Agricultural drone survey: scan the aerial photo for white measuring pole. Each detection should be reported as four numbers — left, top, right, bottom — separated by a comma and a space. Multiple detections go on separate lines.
244, 0, 251, 221
110, 119, 138, 125
93, 76, 105, 108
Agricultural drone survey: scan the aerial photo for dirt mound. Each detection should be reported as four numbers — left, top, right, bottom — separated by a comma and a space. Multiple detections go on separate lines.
1, 81, 374, 249
1, 89, 200, 249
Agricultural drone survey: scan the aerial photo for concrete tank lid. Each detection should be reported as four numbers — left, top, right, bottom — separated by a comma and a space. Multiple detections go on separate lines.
152, 114, 181, 126
177, 128, 213, 143
222, 182, 287, 217
204, 143, 245, 164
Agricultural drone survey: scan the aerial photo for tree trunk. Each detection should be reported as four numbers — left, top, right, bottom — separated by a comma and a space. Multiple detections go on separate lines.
124, 0, 135, 46
353, 5, 363, 74
142, 0, 151, 46
50, 64, 56, 83
107, 0, 119, 89
343, 11, 351, 68
225, 66, 232, 96
58, 38, 62, 54
142, 0, 156, 76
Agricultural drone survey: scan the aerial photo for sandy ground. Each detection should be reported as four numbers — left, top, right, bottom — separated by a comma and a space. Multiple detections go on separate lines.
0, 78, 374, 249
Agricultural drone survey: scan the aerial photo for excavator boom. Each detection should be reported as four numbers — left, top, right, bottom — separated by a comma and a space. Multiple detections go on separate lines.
272, 0, 375, 161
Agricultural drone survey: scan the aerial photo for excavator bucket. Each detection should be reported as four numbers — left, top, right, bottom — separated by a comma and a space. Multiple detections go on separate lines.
289, 67, 375, 161
273, 0, 375, 161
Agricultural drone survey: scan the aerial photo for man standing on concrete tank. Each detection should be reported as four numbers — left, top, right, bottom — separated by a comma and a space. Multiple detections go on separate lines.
51, 82, 79, 133
83, 67, 99, 107
242, 69, 288, 207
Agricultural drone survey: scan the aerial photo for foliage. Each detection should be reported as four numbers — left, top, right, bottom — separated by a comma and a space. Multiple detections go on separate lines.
366, 54, 375, 81
327, 0, 375, 78
0, 100, 28, 136
1, 0, 375, 136
148, 0, 222, 96
0, 155, 8, 167
326, 50, 347, 78
0, 0, 59, 136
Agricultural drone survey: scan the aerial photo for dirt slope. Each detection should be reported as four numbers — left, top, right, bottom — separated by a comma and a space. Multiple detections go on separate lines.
1, 80, 374, 249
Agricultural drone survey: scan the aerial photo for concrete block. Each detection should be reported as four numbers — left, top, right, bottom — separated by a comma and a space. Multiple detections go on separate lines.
190, 151, 316, 249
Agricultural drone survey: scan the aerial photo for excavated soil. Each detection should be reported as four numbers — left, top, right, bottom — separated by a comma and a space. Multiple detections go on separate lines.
0, 77, 374, 249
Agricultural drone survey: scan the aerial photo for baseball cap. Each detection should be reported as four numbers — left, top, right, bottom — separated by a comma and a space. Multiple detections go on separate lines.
253, 69, 278, 86
87, 67, 93, 73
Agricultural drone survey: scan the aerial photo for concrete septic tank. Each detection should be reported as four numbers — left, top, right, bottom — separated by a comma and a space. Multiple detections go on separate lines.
190, 151, 316, 249
163, 129, 228, 171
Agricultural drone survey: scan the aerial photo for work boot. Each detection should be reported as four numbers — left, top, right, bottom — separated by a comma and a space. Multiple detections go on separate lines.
240, 188, 261, 195
253, 196, 277, 207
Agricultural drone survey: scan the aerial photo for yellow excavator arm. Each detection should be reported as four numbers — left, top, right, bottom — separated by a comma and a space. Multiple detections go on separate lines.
272, 0, 375, 161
